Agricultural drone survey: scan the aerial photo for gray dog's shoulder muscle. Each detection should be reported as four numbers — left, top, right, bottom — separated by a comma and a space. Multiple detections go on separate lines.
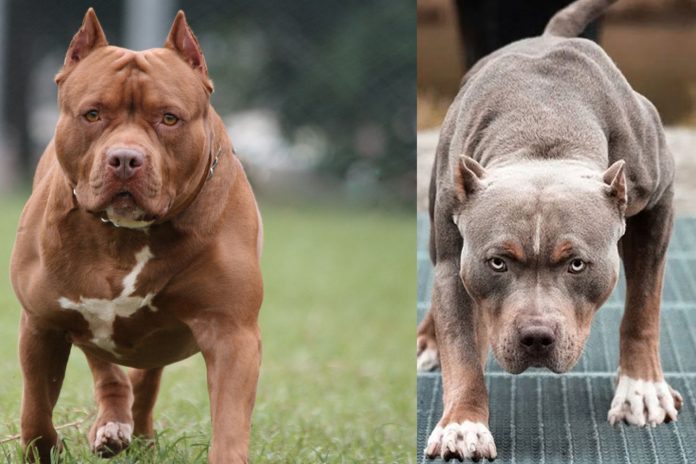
434, 35, 672, 221
430, 0, 673, 266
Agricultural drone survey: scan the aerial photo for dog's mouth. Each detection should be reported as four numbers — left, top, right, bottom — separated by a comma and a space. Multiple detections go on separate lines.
527, 356, 565, 374
491, 340, 578, 375
111, 190, 136, 208
496, 354, 566, 375
102, 190, 157, 228
75, 170, 168, 228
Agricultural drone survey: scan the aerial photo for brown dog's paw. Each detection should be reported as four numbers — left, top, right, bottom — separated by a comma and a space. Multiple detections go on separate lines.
417, 335, 440, 372
22, 435, 63, 463
91, 421, 132, 457
425, 422, 497, 461
608, 375, 682, 427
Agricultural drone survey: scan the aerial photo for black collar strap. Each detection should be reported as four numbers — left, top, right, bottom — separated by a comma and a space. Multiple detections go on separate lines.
153, 130, 221, 224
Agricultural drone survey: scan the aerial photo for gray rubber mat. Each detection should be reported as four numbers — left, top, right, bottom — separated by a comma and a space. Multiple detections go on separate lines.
417, 215, 696, 463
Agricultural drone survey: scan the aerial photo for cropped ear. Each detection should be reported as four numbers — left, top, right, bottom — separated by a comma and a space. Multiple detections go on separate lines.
164, 11, 213, 92
56, 8, 108, 82
453, 156, 486, 202
603, 160, 627, 212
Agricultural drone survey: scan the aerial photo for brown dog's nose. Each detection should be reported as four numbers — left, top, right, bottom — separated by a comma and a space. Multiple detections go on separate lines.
519, 326, 556, 354
106, 148, 144, 180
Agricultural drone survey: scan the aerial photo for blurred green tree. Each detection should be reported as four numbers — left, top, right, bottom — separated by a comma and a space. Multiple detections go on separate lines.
182, 0, 415, 203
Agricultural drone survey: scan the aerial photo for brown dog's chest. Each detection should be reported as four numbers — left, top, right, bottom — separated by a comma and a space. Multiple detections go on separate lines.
39, 243, 199, 367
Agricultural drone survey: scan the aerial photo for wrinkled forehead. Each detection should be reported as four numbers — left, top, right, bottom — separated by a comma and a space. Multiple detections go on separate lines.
59, 46, 208, 112
460, 171, 620, 256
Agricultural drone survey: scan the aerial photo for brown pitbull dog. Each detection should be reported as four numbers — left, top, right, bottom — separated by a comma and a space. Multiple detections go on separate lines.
417, 0, 682, 460
10, 9, 262, 463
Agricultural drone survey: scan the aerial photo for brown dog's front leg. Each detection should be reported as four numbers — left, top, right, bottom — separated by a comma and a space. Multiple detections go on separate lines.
129, 366, 164, 439
425, 259, 496, 461
187, 317, 261, 464
608, 192, 682, 426
85, 355, 134, 457
18, 312, 71, 463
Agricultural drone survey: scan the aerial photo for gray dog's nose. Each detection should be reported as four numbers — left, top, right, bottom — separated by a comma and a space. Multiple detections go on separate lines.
106, 148, 144, 180
519, 326, 556, 354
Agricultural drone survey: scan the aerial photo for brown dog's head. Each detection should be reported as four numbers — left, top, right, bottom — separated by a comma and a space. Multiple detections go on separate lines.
453, 158, 626, 373
54, 9, 214, 228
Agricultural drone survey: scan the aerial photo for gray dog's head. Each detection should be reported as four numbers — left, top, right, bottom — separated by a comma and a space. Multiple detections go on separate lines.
453, 157, 626, 373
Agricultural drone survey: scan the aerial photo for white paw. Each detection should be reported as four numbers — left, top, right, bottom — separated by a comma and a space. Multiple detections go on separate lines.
417, 347, 440, 371
425, 421, 497, 461
608, 375, 682, 427
92, 421, 132, 456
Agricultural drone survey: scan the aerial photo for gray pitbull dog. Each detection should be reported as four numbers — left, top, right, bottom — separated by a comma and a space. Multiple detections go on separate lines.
417, 0, 682, 460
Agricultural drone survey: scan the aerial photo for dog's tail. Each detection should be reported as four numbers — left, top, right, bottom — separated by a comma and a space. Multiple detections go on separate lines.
544, 0, 617, 38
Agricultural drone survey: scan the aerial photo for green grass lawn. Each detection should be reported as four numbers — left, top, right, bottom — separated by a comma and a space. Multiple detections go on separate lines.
0, 194, 415, 463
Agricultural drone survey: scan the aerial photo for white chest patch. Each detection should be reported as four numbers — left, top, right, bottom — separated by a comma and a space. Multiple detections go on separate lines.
58, 246, 156, 356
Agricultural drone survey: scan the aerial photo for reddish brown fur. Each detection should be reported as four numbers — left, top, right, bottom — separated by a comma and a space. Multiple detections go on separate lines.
550, 240, 574, 264
619, 195, 671, 382
11, 9, 262, 463
498, 241, 526, 262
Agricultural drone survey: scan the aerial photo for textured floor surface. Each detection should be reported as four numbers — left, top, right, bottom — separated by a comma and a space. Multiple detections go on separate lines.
417, 215, 696, 463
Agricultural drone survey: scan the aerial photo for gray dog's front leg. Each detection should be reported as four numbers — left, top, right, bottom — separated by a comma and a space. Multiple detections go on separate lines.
424, 258, 497, 461
608, 190, 683, 426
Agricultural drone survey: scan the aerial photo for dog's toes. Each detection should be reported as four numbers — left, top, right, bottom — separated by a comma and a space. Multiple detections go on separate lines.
92, 421, 133, 457
669, 385, 684, 411
608, 375, 679, 427
425, 424, 444, 458
425, 421, 496, 461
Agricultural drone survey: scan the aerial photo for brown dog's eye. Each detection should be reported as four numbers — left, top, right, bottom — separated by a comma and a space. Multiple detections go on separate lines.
568, 259, 587, 274
487, 257, 507, 272
162, 113, 179, 126
84, 109, 100, 122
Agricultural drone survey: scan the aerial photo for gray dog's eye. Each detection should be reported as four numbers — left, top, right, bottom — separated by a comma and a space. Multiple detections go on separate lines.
568, 259, 587, 274
487, 257, 507, 272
